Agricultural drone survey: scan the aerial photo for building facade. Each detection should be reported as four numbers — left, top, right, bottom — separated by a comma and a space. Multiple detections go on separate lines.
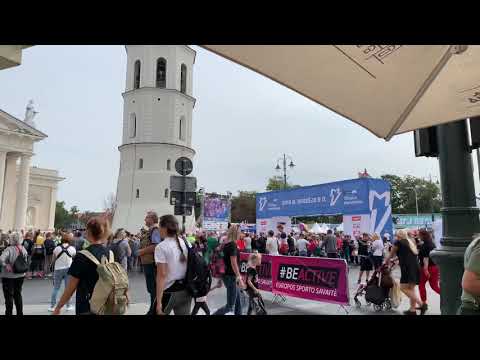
113, 45, 197, 233
0, 109, 64, 231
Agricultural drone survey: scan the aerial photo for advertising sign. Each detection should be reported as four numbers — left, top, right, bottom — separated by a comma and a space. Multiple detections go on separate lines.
271, 256, 349, 305
256, 178, 370, 218
203, 220, 229, 231
239, 253, 273, 292
237, 253, 349, 305
393, 214, 439, 228
256, 178, 393, 239
255, 217, 292, 235
343, 214, 371, 238
204, 193, 231, 222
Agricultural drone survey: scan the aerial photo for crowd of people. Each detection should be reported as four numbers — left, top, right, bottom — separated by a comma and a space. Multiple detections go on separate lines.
0, 216, 478, 316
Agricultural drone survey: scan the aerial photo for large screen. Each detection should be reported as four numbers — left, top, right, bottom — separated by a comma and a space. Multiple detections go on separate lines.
203, 193, 231, 222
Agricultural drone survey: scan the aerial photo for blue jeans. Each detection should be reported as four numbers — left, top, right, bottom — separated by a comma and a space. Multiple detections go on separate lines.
213, 275, 242, 315
143, 263, 157, 315
51, 268, 71, 307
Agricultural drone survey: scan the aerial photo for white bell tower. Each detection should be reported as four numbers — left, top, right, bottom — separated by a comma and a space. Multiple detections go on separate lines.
112, 45, 197, 233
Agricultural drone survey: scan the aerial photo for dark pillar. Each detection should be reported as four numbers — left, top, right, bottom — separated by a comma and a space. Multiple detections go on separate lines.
430, 119, 480, 315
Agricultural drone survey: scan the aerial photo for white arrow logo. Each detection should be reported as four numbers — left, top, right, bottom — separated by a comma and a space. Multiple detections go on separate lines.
258, 197, 268, 211
369, 190, 391, 234
330, 187, 342, 206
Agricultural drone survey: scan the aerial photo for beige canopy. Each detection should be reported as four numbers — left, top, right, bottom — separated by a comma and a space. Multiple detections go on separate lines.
202, 45, 480, 140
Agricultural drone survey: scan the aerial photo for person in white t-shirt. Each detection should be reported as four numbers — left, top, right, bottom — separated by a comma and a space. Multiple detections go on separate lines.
266, 230, 279, 255
48, 233, 76, 312
296, 234, 310, 257
155, 215, 192, 315
244, 233, 252, 253
371, 233, 385, 270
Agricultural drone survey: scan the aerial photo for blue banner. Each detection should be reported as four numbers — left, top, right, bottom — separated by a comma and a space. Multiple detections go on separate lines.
256, 178, 393, 238
256, 178, 372, 218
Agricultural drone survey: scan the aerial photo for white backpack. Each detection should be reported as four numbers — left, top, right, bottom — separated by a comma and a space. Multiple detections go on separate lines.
80, 250, 129, 315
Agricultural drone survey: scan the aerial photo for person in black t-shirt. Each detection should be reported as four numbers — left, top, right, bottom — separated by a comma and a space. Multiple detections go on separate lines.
256, 234, 267, 254
384, 229, 426, 315
53, 217, 111, 315
246, 252, 266, 315
213, 225, 245, 315
357, 233, 373, 284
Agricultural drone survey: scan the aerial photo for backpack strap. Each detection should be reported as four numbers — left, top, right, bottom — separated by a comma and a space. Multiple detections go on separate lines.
79, 250, 101, 266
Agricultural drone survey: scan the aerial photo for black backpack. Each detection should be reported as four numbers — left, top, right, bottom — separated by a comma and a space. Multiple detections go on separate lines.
44, 239, 56, 255
12, 246, 28, 274
23, 240, 33, 255
183, 239, 212, 298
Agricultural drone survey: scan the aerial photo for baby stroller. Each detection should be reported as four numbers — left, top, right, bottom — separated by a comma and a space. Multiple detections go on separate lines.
353, 260, 396, 312
246, 292, 267, 315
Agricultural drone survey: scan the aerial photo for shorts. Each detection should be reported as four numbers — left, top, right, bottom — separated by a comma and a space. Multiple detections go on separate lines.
360, 257, 373, 271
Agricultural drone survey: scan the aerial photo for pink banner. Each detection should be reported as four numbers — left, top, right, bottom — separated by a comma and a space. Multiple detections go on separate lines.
239, 253, 273, 292
270, 256, 350, 305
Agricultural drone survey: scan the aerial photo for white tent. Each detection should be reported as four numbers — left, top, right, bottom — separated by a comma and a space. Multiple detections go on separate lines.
309, 223, 322, 234
319, 224, 330, 234
202, 45, 479, 140
336, 223, 344, 232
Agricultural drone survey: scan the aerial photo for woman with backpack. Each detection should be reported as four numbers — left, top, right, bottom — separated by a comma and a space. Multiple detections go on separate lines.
43, 232, 57, 278
110, 229, 131, 272
53, 217, 112, 315
48, 232, 76, 312
0, 232, 28, 315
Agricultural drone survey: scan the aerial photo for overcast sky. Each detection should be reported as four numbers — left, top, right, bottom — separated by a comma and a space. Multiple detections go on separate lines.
1, 45, 476, 212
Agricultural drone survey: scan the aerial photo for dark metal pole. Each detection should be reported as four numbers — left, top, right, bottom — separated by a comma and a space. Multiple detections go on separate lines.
182, 159, 186, 234
430, 120, 480, 315
283, 154, 287, 189
477, 149, 480, 188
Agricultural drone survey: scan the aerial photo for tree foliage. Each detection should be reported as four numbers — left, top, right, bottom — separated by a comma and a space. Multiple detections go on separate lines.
266, 176, 301, 191
381, 174, 441, 214
55, 201, 72, 229
231, 191, 257, 223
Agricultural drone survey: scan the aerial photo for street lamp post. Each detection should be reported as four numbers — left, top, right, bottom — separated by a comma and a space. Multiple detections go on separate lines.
408, 187, 419, 217
275, 154, 295, 190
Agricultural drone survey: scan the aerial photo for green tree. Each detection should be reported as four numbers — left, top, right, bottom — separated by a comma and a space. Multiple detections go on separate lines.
381, 174, 441, 214
55, 201, 73, 229
266, 176, 301, 191
231, 191, 257, 223
381, 174, 404, 213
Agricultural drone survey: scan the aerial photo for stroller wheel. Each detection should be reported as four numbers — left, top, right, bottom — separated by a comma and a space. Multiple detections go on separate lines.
384, 299, 392, 310
354, 298, 361, 308
374, 304, 382, 312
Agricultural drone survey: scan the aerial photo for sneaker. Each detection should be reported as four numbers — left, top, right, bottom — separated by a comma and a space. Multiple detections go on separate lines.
66, 305, 74, 312
48, 306, 55, 312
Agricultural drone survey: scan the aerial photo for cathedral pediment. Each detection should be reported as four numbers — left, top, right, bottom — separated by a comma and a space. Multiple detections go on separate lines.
0, 108, 47, 140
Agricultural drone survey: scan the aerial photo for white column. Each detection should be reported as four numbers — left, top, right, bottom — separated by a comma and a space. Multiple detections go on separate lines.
48, 186, 57, 230
14, 154, 31, 231
0, 151, 7, 220
0, 153, 19, 229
